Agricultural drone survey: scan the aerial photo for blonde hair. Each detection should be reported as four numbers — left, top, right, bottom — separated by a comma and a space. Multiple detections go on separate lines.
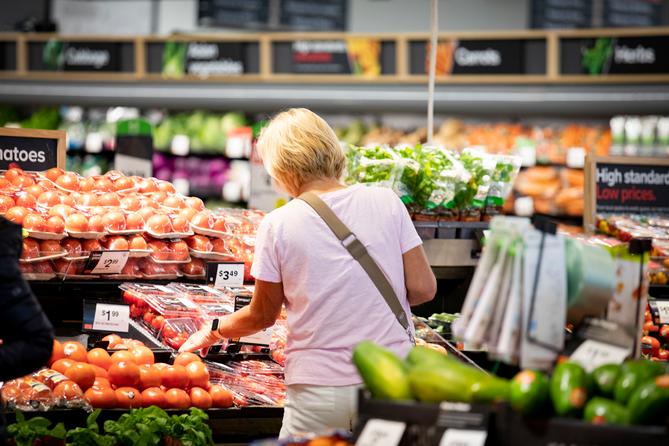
256, 108, 345, 196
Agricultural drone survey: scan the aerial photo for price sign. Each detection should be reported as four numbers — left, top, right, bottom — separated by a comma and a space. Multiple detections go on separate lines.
570, 339, 630, 372
355, 419, 405, 446
440, 429, 487, 446
207, 262, 244, 288
85, 250, 130, 274
656, 300, 669, 324
92, 303, 129, 332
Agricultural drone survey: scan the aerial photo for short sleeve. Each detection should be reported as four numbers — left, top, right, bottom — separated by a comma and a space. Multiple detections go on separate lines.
394, 193, 422, 254
250, 217, 282, 283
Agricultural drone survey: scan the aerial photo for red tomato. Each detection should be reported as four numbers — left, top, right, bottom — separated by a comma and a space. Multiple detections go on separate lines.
641, 335, 661, 356
209, 384, 233, 408
658, 349, 669, 361
51, 359, 75, 375
111, 350, 135, 364
102, 334, 123, 348
49, 339, 64, 366
85, 386, 117, 408
185, 361, 210, 388
141, 387, 167, 408
108, 361, 140, 388
115, 387, 142, 408
64, 363, 96, 391
164, 388, 190, 409
139, 364, 162, 389
130, 346, 155, 366
87, 348, 112, 370
174, 352, 202, 368
644, 320, 659, 334
160, 365, 189, 389
189, 387, 212, 409
151, 316, 166, 332
62, 341, 88, 362
53, 381, 84, 400
660, 325, 669, 341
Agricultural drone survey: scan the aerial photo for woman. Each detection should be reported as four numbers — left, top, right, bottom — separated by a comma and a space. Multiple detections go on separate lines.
180, 108, 436, 437
0, 216, 55, 443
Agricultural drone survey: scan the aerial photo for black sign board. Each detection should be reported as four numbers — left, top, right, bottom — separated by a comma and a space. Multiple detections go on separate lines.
198, 0, 269, 29
115, 119, 153, 178
61, 42, 120, 72
290, 40, 351, 74
531, 0, 593, 29
186, 41, 244, 76
280, 0, 347, 31
603, 0, 664, 28
585, 157, 669, 228
562, 36, 669, 75
451, 40, 525, 75
0, 128, 64, 171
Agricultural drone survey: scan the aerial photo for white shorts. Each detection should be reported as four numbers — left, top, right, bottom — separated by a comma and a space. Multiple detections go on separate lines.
279, 384, 360, 439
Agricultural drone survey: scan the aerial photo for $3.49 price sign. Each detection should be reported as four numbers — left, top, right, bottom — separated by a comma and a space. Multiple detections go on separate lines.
92, 303, 129, 332
85, 250, 130, 275
207, 262, 245, 288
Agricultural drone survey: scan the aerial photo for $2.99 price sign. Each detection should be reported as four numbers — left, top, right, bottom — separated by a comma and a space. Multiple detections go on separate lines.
84, 250, 130, 275
207, 262, 245, 288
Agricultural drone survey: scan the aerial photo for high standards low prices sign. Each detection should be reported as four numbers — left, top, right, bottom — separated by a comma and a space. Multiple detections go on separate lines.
584, 155, 669, 229
0, 127, 65, 171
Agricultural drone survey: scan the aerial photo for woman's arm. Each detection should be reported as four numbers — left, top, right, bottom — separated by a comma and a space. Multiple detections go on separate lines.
178, 280, 284, 354
403, 245, 437, 306
216, 280, 284, 338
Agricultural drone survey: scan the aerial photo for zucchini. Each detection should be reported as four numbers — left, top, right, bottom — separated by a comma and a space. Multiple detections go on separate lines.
352, 341, 412, 401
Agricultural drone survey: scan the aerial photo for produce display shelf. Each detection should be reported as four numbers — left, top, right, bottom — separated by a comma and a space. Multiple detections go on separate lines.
3, 407, 284, 445
156, 151, 250, 161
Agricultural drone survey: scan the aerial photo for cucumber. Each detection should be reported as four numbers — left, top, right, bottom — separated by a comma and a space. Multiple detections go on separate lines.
583, 397, 629, 426
614, 360, 664, 405
408, 364, 474, 403
352, 341, 412, 401
591, 364, 620, 399
406, 346, 489, 379
510, 370, 550, 416
470, 377, 510, 404
550, 361, 590, 417
627, 375, 669, 425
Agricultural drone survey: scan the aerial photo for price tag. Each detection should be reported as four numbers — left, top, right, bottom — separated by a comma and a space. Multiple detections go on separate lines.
656, 300, 669, 324
92, 303, 129, 332
439, 429, 487, 446
570, 339, 630, 372
85, 250, 129, 274
356, 419, 405, 446
240, 327, 273, 346
207, 262, 244, 288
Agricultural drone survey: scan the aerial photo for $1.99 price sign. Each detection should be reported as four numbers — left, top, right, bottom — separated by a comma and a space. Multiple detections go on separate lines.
87, 303, 130, 332
84, 250, 130, 275
207, 262, 245, 288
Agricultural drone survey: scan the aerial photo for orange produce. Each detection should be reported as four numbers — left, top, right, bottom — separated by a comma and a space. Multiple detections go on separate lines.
138, 364, 162, 389
64, 362, 96, 390
102, 334, 123, 348
130, 346, 154, 366
173, 352, 202, 368
141, 387, 167, 408
110, 350, 134, 364
189, 387, 212, 409
53, 381, 84, 400
209, 384, 233, 408
108, 361, 140, 388
49, 340, 64, 366
87, 348, 112, 370
185, 361, 210, 388
85, 386, 117, 408
94, 377, 111, 388
115, 387, 142, 408
160, 365, 189, 389
61, 341, 88, 362
90, 365, 108, 378
164, 388, 190, 409
52, 359, 77, 375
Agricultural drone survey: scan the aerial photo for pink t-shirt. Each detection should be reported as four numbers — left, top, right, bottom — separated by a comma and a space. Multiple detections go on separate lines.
251, 184, 422, 386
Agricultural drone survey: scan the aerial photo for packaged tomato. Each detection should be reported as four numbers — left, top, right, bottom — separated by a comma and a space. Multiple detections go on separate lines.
181, 259, 206, 278
166, 283, 225, 303
3, 377, 55, 411
32, 368, 70, 389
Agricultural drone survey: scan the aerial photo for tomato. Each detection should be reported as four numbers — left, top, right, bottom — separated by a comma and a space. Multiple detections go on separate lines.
130, 346, 155, 366
151, 316, 166, 332
62, 341, 88, 363
164, 388, 190, 409
85, 385, 117, 408
660, 325, 669, 341
160, 365, 189, 389
189, 387, 212, 409
49, 340, 64, 366
93, 377, 111, 388
108, 361, 140, 388
53, 381, 84, 400
141, 387, 167, 408
160, 324, 177, 340
143, 311, 156, 326
64, 362, 96, 391
152, 362, 169, 371
110, 350, 135, 364
139, 364, 162, 390
209, 384, 233, 408
641, 335, 661, 356
658, 349, 669, 361
51, 358, 76, 375
101, 334, 123, 348
90, 364, 108, 378
643, 320, 659, 335
174, 352, 202, 368
87, 348, 112, 370
646, 309, 653, 322
45, 167, 64, 182
185, 361, 210, 388
115, 387, 142, 408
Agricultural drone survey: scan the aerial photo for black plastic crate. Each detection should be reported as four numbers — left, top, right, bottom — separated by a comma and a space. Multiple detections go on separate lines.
413, 221, 489, 240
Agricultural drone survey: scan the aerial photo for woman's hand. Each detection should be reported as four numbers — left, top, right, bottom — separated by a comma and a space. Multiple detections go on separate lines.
178, 322, 224, 356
